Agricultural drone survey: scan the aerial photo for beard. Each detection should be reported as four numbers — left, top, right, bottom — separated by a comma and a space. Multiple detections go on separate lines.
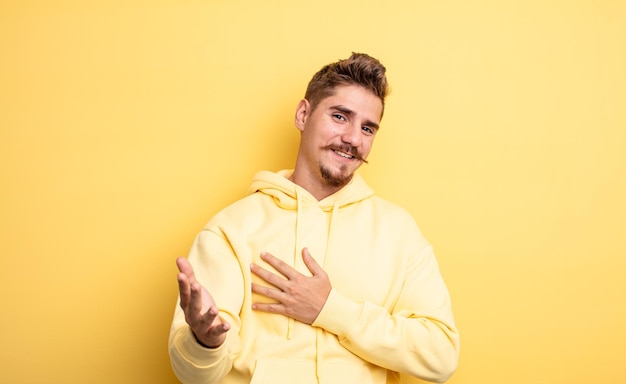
320, 163, 353, 187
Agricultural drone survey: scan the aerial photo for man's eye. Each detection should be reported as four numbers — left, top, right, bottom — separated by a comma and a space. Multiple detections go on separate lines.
333, 114, 346, 121
362, 126, 374, 134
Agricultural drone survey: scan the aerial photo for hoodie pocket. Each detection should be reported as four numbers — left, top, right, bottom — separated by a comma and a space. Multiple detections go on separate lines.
318, 360, 384, 384
250, 358, 383, 384
250, 359, 317, 384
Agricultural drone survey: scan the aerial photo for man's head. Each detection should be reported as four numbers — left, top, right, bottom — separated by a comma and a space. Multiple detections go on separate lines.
304, 52, 389, 117
291, 53, 389, 200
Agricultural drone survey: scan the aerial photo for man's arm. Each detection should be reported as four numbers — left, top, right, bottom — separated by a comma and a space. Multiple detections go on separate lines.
169, 229, 244, 384
312, 244, 459, 383
251, 243, 459, 383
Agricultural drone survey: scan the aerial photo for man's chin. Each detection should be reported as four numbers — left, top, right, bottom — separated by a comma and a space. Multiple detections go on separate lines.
320, 166, 354, 188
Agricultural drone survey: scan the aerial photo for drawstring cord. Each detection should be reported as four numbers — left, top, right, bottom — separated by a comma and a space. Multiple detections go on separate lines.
324, 202, 340, 269
316, 200, 340, 381
290, 187, 342, 382
287, 188, 303, 340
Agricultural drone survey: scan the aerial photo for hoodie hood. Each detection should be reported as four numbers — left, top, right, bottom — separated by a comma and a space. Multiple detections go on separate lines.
247, 169, 374, 210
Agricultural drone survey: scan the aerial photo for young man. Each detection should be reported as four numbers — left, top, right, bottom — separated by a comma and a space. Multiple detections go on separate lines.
169, 53, 460, 384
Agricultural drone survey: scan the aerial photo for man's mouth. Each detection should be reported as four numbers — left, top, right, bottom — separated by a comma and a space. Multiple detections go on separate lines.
334, 150, 355, 159
323, 144, 368, 164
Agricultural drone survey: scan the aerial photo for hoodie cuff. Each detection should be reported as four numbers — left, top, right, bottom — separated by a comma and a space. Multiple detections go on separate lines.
178, 326, 228, 367
312, 288, 362, 337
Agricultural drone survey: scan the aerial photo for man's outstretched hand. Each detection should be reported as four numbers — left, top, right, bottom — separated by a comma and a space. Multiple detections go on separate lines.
176, 257, 230, 348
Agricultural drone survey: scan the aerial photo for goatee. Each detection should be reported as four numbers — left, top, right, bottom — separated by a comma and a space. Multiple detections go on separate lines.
320, 164, 353, 187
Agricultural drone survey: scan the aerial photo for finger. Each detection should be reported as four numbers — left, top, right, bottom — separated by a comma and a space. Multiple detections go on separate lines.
251, 282, 284, 301
252, 302, 286, 315
301, 248, 325, 276
192, 305, 223, 347
210, 320, 231, 336
176, 257, 197, 284
250, 262, 287, 289
204, 318, 231, 343
188, 282, 205, 321
259, 252, 298, 279
177, 273, 191, 309
197, 305, 220, 330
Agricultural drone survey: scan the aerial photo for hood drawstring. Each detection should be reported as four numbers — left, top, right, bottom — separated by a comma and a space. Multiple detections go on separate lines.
315, 200, 340, 381
287, 188, 303, 340
324, 202, 340, 269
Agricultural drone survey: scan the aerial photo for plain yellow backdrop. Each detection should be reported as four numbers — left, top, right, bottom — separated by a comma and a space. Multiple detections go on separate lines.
1, 1, 625, 383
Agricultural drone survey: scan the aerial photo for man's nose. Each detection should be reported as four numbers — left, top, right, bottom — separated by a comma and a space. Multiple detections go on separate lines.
340, 122, 362, 146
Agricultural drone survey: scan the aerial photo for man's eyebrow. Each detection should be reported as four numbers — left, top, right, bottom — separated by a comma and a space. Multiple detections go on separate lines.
331, 105, 380, 130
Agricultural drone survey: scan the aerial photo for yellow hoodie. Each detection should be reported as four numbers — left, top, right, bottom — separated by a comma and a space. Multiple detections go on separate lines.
169, 170, 460, 384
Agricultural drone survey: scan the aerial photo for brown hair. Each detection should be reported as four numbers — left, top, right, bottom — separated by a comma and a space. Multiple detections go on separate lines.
304, 52, 389, 115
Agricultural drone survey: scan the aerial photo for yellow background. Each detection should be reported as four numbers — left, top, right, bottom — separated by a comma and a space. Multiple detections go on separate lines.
1, 1, 625, 383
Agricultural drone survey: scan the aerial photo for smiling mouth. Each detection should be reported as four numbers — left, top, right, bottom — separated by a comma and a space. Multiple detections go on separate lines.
334, 150, 355, 159
324, 145, 368, 164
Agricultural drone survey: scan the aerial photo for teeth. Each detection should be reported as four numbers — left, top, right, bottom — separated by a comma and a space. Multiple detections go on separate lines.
334, 150, 353, 159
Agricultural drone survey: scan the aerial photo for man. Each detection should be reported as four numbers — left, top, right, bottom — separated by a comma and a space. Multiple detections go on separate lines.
169, 53, 460, 384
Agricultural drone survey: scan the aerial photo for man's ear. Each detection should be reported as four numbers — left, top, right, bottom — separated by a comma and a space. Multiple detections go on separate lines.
294, 99, 310, 132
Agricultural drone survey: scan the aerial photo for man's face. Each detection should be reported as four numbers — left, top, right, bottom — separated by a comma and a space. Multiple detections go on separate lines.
295, 84, 383, 189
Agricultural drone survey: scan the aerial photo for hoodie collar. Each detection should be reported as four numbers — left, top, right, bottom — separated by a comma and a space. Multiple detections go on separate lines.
248, 169, 374, 211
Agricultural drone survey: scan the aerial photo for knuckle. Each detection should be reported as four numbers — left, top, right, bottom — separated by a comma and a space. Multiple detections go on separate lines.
283, 285, 296, 296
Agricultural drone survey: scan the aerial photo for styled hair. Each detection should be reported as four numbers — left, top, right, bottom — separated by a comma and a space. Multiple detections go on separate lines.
304, 52, 389, 115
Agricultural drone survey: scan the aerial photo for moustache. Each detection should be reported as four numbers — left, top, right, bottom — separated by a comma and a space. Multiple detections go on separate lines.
322, 144, 369, 164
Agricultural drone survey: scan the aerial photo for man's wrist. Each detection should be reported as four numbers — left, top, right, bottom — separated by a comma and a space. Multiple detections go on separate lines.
192, 330, 222, 349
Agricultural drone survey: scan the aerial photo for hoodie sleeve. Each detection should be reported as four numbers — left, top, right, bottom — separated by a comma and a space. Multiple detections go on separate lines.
168, 228, 245, 384
312, 220, 460, 383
